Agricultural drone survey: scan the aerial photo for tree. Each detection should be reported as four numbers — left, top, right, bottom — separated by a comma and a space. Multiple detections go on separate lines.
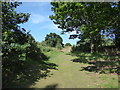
2, 2, 47, 87
2, 2, 30, 85
65, 43, 72, 46
45, 33, 64, 47
108, 2, 120, 49
49, 2, 119, 53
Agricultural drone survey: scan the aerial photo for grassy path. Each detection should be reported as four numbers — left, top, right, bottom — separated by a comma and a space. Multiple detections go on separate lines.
30, 50, 118, 88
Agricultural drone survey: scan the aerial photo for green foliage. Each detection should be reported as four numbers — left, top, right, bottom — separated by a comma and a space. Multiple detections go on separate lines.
65, 43, 72, 46
2, 2, 47, 87
50, 2, 120, 52
45, 33, 64, 48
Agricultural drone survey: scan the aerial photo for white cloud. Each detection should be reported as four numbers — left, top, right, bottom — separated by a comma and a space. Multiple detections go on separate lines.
30, 14, 50, 24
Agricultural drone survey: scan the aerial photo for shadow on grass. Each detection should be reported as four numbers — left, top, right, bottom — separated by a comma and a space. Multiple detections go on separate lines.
71, 52, 103, 63
3, 60, 58, 88
43, 84, 58, 90
81, 60, 119, 74
70, 52, 119, 74
3, 84, 58, 90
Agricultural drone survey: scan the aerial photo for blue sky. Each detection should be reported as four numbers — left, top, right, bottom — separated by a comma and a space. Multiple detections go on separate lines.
16, 2, 79, 45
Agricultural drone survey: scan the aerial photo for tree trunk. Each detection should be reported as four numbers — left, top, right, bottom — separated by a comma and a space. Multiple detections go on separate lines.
90, 42, 94, 53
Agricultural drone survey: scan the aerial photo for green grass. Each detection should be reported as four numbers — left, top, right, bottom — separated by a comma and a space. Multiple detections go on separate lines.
30, 48, 118, 88
99, 74, 118, 88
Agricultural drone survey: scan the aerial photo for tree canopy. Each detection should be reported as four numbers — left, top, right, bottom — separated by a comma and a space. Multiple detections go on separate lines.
49, 2, 120, 52
45, 33, 64, 47
65, 43, 72, 46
